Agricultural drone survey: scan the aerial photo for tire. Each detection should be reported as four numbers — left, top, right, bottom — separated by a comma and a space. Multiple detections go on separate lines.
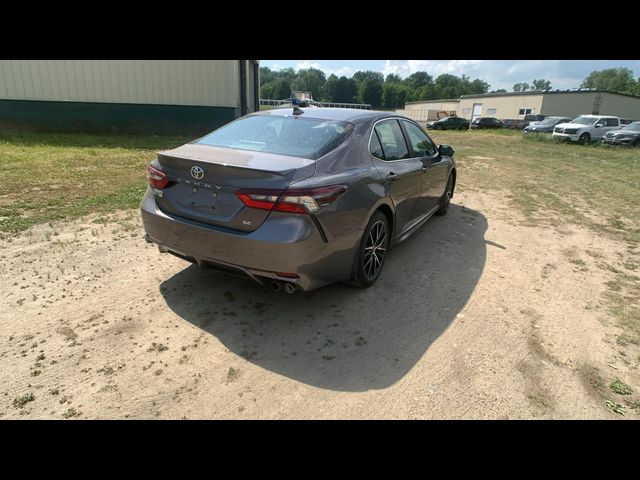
578, 133, 590, 145
435, 174, 454, 216
349, 211, 389, 288
633, 138, 640, 147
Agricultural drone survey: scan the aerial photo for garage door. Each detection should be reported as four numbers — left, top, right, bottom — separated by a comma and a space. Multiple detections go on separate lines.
472, 103, 483, 122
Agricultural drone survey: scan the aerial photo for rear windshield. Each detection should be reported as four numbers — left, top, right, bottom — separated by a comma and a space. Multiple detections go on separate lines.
196, 115, 354, 160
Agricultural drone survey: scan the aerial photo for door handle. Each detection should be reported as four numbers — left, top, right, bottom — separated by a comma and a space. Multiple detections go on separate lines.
386, 172, 399, 182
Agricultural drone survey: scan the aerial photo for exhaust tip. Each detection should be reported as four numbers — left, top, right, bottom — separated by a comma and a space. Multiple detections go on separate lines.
283, 282, 297, 294
270, 281, 282, 292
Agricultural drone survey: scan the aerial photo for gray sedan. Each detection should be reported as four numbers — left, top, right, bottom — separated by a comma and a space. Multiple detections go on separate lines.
141, 108, 456, 292
523, 116, 572, 133
601, 121, 640, 146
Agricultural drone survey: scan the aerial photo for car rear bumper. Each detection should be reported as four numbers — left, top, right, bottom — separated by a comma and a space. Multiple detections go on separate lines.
140, 189, 356, 291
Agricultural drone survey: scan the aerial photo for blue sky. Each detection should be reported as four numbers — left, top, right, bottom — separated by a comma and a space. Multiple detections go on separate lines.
260, 60, 640, 91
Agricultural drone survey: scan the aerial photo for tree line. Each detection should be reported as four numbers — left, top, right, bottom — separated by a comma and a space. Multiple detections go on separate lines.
260, 66, 640, 109
259, 67, 490, 109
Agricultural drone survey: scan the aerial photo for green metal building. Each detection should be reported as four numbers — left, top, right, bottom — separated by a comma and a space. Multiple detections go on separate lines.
0, 60, 259, 135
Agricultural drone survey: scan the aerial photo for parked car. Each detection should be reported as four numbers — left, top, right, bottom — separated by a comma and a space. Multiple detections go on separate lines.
523, 116, 572, 134
501, 119, 525, 129
470, 117, 503, 129
426, 116, 470, 130
601, 121, 640, 147
552, 115, 622, 144
141, 108, 457, 292
503, 114, 546, 130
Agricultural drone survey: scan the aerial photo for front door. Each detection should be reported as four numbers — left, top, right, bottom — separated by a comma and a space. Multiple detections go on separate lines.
369, 119, 423, 236
399, 120, 449, 210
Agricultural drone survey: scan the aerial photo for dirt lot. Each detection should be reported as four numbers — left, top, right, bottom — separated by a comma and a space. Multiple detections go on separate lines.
2, 186, 638, 419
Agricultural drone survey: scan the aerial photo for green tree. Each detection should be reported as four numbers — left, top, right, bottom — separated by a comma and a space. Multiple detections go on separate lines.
513, 82, 530, 92
335, 76, 357, 103
531, 79, 552, 90
360, 77, 384, 107
406, 71, 433, 89
290, 68, 326, 100
382, 82, 409, 109
322, 74, 340, 102
581, 68, 636, 94
467, 79, 490, 95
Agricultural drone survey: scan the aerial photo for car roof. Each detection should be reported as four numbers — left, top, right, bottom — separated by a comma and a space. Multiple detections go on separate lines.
252, 107, 391, 123
577, 114, 618, 118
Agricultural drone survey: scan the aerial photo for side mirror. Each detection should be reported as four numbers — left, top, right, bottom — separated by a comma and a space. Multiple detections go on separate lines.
439, 144, 455, 157
595, 123, 603, 128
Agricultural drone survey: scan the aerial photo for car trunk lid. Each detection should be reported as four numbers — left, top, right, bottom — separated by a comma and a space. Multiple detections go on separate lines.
154, 143, 315, 232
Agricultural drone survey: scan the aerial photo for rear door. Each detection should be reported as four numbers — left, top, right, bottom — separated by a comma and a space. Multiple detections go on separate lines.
601, 117, 620, 138
369, 119, 423, 236
400, 120, 448, 211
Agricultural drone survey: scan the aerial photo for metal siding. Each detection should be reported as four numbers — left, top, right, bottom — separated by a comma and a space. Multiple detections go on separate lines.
0, 60, 241, 107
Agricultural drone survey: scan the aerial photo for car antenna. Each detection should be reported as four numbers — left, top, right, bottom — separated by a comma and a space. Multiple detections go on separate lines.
293, 106, 304, 115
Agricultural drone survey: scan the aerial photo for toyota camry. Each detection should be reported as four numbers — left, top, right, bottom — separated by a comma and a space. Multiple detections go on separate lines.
140, 107, 456, 292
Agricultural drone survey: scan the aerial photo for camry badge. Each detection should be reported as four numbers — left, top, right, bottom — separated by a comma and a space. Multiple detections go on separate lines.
190, 165, 204, 180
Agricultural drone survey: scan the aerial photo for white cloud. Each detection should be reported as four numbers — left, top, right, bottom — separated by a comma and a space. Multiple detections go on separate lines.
295, 61, 323, 70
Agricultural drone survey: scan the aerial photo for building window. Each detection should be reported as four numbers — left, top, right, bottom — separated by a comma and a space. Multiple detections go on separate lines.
486, 108, 497, 115
462, 108, 471, 115
518, 108, 533, 116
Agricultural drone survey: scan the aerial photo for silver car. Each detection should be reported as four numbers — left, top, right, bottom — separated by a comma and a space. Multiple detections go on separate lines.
141, 108, 456, 292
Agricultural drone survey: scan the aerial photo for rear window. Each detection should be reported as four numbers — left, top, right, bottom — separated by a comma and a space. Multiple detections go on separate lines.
196, 115, 354, 160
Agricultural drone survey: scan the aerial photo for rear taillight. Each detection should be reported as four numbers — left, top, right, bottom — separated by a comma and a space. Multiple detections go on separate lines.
236, 185, 347, 214
147, 164, 169, 189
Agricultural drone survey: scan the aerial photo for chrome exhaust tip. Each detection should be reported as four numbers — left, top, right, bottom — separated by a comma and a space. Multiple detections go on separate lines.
283, 282, 297, 294
270, 281, 282, 292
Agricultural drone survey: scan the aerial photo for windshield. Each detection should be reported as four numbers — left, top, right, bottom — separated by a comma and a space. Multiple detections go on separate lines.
539, 117, 562, 125
622, 122, 640, 132
571, 116, 596, 125
196, 115, 354, 160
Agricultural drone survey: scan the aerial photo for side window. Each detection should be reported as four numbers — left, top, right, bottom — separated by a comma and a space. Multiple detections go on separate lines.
369, 131, 385, 160
605, 118, 619, 127
401, 120, 437, 157
373, 120, 410, 161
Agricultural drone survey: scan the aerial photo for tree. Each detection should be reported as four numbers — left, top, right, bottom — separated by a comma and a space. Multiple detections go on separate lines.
290, 68, 326, 100
531, 79, 552, 90
513, 82, 530, 92
382, 82, 409, 109
406, 71, 433, 89
467, 79, 490, 95
359, 77, 383, 107
323, 75, 357, 103
581, 68, 636, 95
322, 74, 340, 102
335, 76, 357, 103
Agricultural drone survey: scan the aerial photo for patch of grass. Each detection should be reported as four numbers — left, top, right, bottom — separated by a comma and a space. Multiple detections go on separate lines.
13, 392, 35, 409
0, 132, 183, 234
62, 407, 79, 419
610, 378, 633, 396
147, 342, 168, 353
226, 367, 240, 383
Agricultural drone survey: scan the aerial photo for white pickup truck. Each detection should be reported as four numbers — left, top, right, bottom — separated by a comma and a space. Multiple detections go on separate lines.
552, 115, 622, 144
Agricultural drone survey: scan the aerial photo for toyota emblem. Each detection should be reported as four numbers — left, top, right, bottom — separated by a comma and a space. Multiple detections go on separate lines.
190, 165, 204, 180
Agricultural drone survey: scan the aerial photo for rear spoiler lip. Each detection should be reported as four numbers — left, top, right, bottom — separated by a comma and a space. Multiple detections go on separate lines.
156, 151, 305, 176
